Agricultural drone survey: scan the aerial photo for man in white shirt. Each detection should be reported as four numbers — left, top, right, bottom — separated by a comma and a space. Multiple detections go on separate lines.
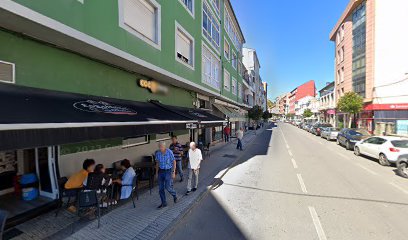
186, 142, 203, 195
236, 127, 244, 151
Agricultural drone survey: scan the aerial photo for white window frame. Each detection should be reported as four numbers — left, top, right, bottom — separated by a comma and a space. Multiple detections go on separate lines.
118, 0, 162, 50
224, 69, 230, 91
175, 21, 195, 70
0, 60, 15, 84
201, 43, 221, 90
122, 135, 150, 148
232, 51, 237, 69
231, 77, 237, 95
202, 1, 220, 53
238, 83, 242, 99
178, 0, 194, 18
210, 0, 221, 17
224, 38, 230, 60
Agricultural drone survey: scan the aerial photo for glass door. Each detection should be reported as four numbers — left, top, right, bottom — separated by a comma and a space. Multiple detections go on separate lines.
35, 147, 58, 199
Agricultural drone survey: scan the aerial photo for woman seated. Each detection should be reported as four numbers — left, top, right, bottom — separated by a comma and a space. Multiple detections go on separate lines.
113, 159, 136, 200
84, 164, 112, 191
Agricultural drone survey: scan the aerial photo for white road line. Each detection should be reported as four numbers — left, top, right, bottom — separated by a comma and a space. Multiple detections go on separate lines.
286, 144, 290, 149
288, 150, 293, 157
291, 158, 298, 169
389, 182, 408, 195
297, 174, 308, 193
356, 163, 379, 176
308, 206, 328, 240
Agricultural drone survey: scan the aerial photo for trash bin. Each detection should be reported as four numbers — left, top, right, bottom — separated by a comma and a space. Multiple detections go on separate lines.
20, 173, 39, 201
22, 187, 39, 201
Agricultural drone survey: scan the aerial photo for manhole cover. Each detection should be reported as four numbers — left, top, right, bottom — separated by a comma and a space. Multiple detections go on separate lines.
222, 154, 237, 158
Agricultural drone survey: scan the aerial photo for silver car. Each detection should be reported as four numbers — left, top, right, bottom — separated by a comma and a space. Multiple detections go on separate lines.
321, 127, 340, 141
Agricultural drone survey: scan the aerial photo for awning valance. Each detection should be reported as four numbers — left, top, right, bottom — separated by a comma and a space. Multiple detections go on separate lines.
0, 83, 194, 151
213, 104, 247, 122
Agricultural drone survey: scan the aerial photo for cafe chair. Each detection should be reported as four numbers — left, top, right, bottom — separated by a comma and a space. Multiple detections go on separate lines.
0, 209, 8, 240
55, 177, 81, 217
72, 190, 100, 233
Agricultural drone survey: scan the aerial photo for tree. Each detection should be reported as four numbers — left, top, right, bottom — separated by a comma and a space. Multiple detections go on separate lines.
286, 113, 295, 119
262, 110, 272, 120
337, 92, 363, 128
267, 99, 274, 110
248, 105, 263, 121
303, 109, 313, 118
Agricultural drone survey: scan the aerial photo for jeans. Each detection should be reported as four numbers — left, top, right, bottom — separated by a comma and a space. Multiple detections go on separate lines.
158, 170, 177, 205
236, 138, 243, 150
187, 168, 199, 191
175, 160, 183, 180
224, 134, 229, 142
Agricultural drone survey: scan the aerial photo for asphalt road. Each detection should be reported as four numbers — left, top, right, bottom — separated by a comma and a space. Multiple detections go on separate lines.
167, 123, 408, 240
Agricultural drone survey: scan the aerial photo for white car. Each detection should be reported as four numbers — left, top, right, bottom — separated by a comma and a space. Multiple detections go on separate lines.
354, 136, 408, 166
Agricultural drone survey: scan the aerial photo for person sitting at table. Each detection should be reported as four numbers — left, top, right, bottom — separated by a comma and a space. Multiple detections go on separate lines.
65, 159, 95, 189
112, 159, 136, 200
84, 164, 112, 191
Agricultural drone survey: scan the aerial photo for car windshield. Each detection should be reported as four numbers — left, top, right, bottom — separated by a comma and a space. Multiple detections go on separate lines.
391, 140, 408, 148
349, 129, 370, 136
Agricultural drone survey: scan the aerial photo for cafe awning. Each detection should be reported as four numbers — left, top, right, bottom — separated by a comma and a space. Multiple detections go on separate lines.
0, 83, 195, 151
150, 101, 226, 127
213, 104, 247, 122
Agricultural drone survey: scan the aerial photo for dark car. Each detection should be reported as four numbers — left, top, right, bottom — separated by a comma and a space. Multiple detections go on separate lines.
397, 154, 408, 178
311, 123, 333, 136
337, 128, 372, 150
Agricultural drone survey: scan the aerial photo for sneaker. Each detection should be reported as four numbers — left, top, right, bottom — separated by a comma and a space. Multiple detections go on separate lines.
185, 191, 191, 195
157, 204, 167, 209
192, 188, 197, 192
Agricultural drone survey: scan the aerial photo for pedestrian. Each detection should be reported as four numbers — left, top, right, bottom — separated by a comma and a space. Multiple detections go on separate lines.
236, 127, 244, 151
186, 142, 203, 195
224, 125, 231, 142
169, 136, 184, 182
155, 141, 178, 209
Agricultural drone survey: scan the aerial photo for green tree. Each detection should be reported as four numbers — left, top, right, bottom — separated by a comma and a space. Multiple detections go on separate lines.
248, 105, 263, 121
262, 110, 272, 120
286, 113, 295, 119
337, 92, 364, 128
267, 99, 274, 110
303, 109, 313, 118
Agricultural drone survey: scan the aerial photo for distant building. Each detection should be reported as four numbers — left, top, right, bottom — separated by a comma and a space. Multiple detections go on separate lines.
318, 82, 336, 125
288, 80, 316, 115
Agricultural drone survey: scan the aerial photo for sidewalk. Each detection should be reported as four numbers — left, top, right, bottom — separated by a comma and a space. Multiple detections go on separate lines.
6, 128, 266, 240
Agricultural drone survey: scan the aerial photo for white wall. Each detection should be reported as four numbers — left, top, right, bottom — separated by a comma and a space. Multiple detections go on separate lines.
374, 0, 408, 104
58, 133, 190, 177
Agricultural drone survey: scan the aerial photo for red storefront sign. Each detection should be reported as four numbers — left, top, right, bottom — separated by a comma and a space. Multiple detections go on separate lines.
364, 103, 408, 111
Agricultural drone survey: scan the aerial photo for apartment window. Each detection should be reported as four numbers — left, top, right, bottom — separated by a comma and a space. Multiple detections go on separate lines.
238, 83, 242, 99
179, 0, 193, 16
224, 39, 230, 60
224, 5, 242, 50
119, 0, 161, 49
202, 44, 221, 90
210, 0, 220, 15
231, 77, 237, 95
341, 46, 345, 62
203, 2, 220, 50
337, 50, 340, 64
224, 70, 230, 91
232, 52, 237, 69
337, 70, 340, 84
0, 61, 15, 83
340, 67, 345, 82
336, 32, 340, 46
340, 24, 345, 40
122, 135, 149, 148
176, 23, 194, 69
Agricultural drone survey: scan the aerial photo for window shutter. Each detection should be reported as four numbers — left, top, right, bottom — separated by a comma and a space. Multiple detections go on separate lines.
124, 0, 156, 41
0, 61, 14, 83
177, 30, 191, 63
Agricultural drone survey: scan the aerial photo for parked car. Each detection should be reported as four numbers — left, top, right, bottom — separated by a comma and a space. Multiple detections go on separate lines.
396, 154, 408, 178
311, 123, 333, 136
337, 128, 372, 150
354, 137, 408, 166
321, 127, 340, 141
305, 124, 313, 132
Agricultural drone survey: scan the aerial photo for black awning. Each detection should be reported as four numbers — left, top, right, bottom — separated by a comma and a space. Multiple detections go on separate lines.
0, 83, 194, 151
150, 101, 226, 128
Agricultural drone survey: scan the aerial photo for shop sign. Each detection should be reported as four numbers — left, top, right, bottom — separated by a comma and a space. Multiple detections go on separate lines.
397, 120, 408, 136
139, 79, 169, 94
73, 100, 137, 115
186, 123, 198, 129
364, 103, 408, 111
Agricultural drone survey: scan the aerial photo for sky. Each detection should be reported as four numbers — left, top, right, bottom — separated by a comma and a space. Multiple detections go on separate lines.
231, 0, 350, 100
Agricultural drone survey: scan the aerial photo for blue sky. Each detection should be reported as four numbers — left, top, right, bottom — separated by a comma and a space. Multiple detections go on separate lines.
231, 0, 349, 100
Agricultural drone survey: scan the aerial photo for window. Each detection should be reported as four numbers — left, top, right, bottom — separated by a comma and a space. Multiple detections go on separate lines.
179, 0, 193, 16
0, 61, 15, 83
341, 46, 345, 62
232, 52, 237, 69
337, 50, 340, 64
156, 132, 172, 142
238, 83, 242, 99
210, 0, 220, 15
340, 67, 344, 82
340, 24, 345, 40
176, 22, 194, 69
337, 70, 340, 84
231, 77, 237, 95
224, 6, 242, 50
336, 32, 340, 45
119, 0, 161, 49
122, 135, 149, 148
224, 70, 230, 91
224, 39, 230, 60
203, 2, 220, 50
202, 44, 221, 90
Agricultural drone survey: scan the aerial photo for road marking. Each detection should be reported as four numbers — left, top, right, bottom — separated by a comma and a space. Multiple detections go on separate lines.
291, 158, 298, 169
389, 182, 408, 195
308, 206, 328, 240
297, 174, 308, 193
356, 163, 379, 176
288, 150, 293, 157
286, 144, 290, 149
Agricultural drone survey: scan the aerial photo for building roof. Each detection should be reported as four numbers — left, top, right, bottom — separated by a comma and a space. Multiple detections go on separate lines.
318, 81, 335, 94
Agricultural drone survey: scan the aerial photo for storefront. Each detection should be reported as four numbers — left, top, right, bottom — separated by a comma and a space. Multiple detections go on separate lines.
213, 103, 247, 138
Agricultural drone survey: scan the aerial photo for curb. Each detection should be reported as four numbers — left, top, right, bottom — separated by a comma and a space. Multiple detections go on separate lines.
158, 125, 270, 240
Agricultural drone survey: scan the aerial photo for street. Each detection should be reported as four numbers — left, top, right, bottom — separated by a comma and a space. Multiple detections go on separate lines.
168, 123, 408, 240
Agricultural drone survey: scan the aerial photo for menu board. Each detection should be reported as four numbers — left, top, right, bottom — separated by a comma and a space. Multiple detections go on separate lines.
0, 151, 17, 174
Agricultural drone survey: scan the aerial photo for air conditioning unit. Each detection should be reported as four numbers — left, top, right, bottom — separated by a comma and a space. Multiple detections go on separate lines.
0, 61, 15, 83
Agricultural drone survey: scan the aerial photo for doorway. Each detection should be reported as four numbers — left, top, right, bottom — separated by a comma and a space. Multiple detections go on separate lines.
35, 147, 58, 199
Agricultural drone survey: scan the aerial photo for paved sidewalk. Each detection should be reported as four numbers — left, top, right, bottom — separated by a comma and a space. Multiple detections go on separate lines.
8, 128, 266, 240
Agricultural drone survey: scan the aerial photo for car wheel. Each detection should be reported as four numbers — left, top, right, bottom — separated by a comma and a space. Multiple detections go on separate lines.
378, 153, 391, 166
354, 146, 361, 156
346, 141, 351, 150
327, 136, 330, 141
397, 162, 408, 178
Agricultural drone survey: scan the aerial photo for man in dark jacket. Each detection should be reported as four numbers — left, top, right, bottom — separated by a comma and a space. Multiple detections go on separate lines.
169, 136, 184, 182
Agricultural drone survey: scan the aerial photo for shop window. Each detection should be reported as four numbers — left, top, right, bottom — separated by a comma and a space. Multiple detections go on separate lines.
122, 135, 150, 148
0, 60, 15, 83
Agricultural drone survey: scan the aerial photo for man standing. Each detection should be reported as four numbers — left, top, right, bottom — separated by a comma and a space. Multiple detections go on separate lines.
169, 136, 184, 182
224, 125, 231, 142
236, 127, 244, 151
155, 141, 177, 209
186, 142, 203, 195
